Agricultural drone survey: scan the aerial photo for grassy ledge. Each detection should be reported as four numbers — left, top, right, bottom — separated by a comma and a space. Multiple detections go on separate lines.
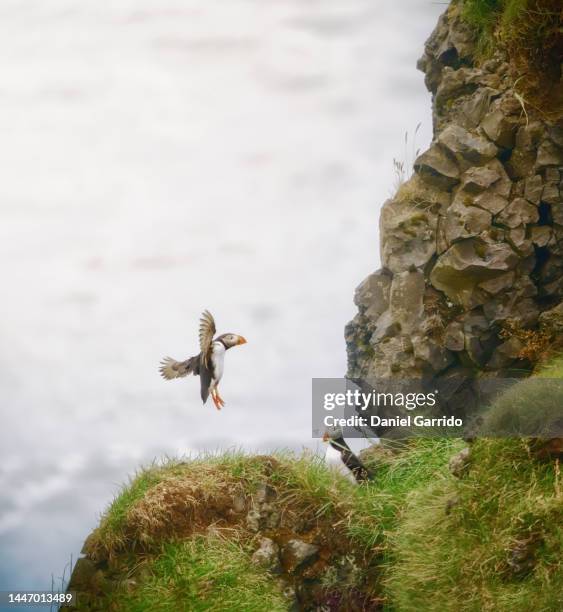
461, 0, 561, 61
67, 359, 563, 610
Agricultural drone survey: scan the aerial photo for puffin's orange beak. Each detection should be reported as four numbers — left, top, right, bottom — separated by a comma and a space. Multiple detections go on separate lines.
237, 336, 247, 345
322, 432, 329, 442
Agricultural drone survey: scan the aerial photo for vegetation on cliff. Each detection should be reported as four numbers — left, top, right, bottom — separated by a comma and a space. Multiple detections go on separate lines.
67, 359, 563, 611
461, 0, 562, 112
462, 0, 561, 59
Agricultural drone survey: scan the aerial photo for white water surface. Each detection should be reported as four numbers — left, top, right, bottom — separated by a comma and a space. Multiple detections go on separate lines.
0, 0, 443, 591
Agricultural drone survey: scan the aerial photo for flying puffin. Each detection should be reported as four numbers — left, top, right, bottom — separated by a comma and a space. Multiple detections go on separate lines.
323, 427, 372, 484
159, 310, 246, 410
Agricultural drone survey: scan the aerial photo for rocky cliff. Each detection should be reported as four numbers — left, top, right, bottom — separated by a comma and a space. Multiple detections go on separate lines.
346, 0, 563, 383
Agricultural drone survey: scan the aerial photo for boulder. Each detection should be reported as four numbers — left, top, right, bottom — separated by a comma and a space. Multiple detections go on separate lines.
536, 139, 563, 168
496, 198, 539, 228
481, 108, 518, 148
438, 125, 498, 166
487, 337, 525, 369
246, 509, 262, 532
542, 182, 560, 205
472, 192, 508, 214
252, 538, 282, 574
544, 167, 560, 182
478, 271, 514, 295
460, 87, 499, 129
457, 164, 502, 193
354, 271, 392, 323
524, 175, 543, 204
455, 159, 512, 216
435, 67, 479, 109
462, 312, 497, 365
538, 301, 563, 335
430, 239, 519, 306
531, 226, 553, 247
380, 199, 437, 272
507, 227, 534, 257
414, 337, 455, 372
417, 2, 476, 93
389, 270, 425, 331
483, 294, 539, 327
444, 200, 492, 243
507, 122, 545, 178
414, 143, 460, 189
444, 321, 465, 351
255, 483, 276, 503
281, 540, 319, 574
551, 201, 563, 226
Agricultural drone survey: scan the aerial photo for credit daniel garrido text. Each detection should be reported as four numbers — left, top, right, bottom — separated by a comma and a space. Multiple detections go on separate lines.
321, 388, 463, 428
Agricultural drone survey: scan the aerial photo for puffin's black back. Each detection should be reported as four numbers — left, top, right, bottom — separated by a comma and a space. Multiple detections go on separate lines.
331, 437, 373, 483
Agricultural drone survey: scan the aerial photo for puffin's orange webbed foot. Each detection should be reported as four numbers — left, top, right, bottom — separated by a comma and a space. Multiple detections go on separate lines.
215, 389, 226, 408
211, 389, 222, 411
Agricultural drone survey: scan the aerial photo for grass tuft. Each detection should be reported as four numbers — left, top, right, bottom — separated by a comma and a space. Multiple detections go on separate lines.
109, 534, 287, 612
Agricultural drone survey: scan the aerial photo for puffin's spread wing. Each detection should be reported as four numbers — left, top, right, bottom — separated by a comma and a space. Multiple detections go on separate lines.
159, 356, 199, 379
199, 310, 216, 366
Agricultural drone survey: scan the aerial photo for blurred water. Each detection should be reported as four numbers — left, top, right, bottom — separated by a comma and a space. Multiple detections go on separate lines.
0, 0, 442, 593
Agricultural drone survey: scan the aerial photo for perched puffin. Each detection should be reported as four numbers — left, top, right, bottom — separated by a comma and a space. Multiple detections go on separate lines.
159, 310, 246, 410
323, 428, 372, 484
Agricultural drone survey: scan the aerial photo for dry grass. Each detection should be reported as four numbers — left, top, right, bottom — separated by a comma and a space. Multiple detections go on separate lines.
499, 319, 553, 364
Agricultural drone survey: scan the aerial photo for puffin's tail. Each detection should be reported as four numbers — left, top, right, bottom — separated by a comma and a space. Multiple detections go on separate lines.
159, 355, 200, 380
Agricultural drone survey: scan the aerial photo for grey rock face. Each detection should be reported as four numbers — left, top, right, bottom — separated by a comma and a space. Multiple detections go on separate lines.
481, 107, 518, 148
354, 271, 392, 325
380, 198, 438, 272
281, 539, 319, 573
252, 538, 282, 574
539, 302, 563, 335
346, 0, 563, 384
536, 139, 563, 168
458, 164, 502, 193
461, 88, 499, 129
438, 125, 498, 166
430, 239, 519, 307
524, 175, 543, 204
496, 198, 539, 228
414, 143, 460, 189
444, 200, 492, 243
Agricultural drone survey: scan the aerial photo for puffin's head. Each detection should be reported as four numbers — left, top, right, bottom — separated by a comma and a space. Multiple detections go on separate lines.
219, 333, 247, 349
323, 426, 343, 443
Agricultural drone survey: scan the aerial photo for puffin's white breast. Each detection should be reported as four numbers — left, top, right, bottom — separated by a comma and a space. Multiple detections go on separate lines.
324, 445, 357, 484
211, 341, 226, 384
